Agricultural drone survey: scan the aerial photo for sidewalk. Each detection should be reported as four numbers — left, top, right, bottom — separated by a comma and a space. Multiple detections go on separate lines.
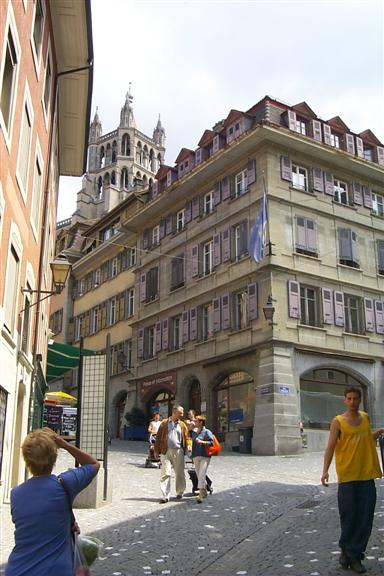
1, 441, 383, 575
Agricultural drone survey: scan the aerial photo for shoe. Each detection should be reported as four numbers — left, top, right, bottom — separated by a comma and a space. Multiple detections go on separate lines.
202, 488, 207, 499
176, 494, 183, 500
339, 550, 349, 569
159, 498, 169, 504
207, 486, 213, 494
349, 560, 367, 574
197, 497, 203, 503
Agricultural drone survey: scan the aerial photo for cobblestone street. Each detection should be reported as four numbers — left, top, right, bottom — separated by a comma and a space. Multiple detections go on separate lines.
1, 441, 383, 576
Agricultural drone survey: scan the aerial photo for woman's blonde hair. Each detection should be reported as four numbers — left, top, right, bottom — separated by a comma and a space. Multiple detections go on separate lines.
22, 429, 57, 476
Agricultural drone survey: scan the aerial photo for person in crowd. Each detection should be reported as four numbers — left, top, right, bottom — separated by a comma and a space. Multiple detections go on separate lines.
148, 412, 161, 442
191, 415, 214, 503
186, 409, 213, 495
185, 409, 197, 431
154, 405, 189, 503
6, 427, 99, 576
321, 386, 384, 574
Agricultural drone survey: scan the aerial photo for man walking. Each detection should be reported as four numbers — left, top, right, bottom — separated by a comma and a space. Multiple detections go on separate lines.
154, 405, 189, 503
321, 386, 383, 574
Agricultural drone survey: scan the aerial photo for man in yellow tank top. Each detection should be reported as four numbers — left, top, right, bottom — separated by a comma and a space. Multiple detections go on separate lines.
321, 386, 383, 574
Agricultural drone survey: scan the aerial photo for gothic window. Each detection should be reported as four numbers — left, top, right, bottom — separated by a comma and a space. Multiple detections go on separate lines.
121, 134, 130, 156
157, 153, 162, 172
136, 141, 142, 164
103, 172, 110, 187
149, 149, 155, 171
121, 167, 128, 189
112, 140, 117, 162
97, 177, 103, 198
142, 174, 147, 186
111, 171, 116, 185
106, 142, 111, 165
143, 145, 149, 168
99, 146, 105, 168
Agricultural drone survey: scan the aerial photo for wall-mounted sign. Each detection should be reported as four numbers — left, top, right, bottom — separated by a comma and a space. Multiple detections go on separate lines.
279, 386, 290, 394
139, 371, 177, 400
229, 408, 244, 423
260, 385, 273, 395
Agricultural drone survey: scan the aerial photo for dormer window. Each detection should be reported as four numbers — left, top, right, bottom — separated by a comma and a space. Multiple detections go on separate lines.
363, 146, 373, 161
295, 119, 306, 135
330, 133, 340, 148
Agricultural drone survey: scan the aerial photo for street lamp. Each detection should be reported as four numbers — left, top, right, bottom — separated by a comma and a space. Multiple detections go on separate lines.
263, 295, 276, 325
22, 254, 71, 297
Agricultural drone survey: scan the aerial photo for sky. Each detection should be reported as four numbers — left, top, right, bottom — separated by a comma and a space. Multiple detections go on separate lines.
57, 0, 384, 221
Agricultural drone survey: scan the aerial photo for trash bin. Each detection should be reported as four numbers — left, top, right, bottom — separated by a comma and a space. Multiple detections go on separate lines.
239, 427, 253, 454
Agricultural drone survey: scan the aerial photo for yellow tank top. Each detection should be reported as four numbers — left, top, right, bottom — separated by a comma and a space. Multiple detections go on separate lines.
335, 411, 382, 483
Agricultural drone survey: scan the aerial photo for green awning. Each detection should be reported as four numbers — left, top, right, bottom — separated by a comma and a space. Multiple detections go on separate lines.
46, 341, 95, 383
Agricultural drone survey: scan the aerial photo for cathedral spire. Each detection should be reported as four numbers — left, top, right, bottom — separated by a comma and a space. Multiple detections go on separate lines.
120, 83, 137, 129
89, 106, 102, 142
153, 114, 165, 147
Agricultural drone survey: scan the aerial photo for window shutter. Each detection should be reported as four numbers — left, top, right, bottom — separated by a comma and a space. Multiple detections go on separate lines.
247, 159, 256, 185
363, 298, 375, 332
185, 201, 192, 223
376, 146, 384, 166
190, 307, 197, 340
306, 219, 317, 253
138, 328, 144, 359
212, 135, 219, 154
323, 124, 332, 146
159, 219, 166, 239
362, 186, 372, 208
165, 215, 172, 235
295, 217, 306, 250
321, 288, 334, 324
287, 280, 300, 318
192, 196, 200, 219
213, 233, 221, 267
156, 321, 162, 352
338, 228, 352, 260
182, 311, 189, 344
312, 168, 324, 193
355, 137, 364, 159
221, 229, 231, 262
221, 294, 230, 329
239, 220, 248, 254
221, 176, 230, 200
195, 148, 202, 165
248, 283, 258, 320
139, 273, 146, 302
311, 120, 322, 142
101, 302, 107, 328
377, 240, 384, 273
191, 245, 199, 277
345, 134, 355, 155
334, 291, 345, 327
152, 180, 158, 197
143, 230, 150, 249
162, 319, 169, 350
351, 231, 359, 264
353, 182, 363, 205
280, 156, 292, 181
324, 172, 334, 195
214, 181, 221, 205
374, 300, 384, 334
213, 297, 221, 332
288, 110, 296, 131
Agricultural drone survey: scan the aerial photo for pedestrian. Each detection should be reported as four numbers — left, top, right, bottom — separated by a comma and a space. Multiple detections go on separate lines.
186, 410, 213, 496
148, 411, 161, 442
5, 427, 100, 576
321, 386, 384, 574
191, 415, 214, 503
154, 405, 189, 503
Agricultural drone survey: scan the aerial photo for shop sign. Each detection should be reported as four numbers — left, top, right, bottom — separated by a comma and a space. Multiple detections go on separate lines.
229, 408, 244, 423
260, 384, 273, 395
139, 371, 177, 399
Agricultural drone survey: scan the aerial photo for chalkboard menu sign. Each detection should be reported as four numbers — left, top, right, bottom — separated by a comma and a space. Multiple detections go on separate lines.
62, 408, 77, 435
43, 405, 63, 433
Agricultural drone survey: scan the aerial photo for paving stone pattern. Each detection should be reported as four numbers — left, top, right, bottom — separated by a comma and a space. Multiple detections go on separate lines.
1, 441, 383, 576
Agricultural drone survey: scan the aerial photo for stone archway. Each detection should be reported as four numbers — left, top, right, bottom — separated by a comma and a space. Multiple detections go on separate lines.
112, 390, 128, 439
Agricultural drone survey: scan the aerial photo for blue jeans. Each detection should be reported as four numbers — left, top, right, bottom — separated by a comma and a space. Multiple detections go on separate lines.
338, 480, 376, 561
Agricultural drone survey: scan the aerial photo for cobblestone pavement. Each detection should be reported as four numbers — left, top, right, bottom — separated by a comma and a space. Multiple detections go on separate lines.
1, 441, 383, 576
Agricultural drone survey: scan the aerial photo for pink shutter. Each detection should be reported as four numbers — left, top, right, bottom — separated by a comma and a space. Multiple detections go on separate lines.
190, 245, 199, 277
213, 297, 221, 332
192, 196, 200, 219
190, 307, 197, 340
288, 110, 296, 131
138, 328, 144, 359
295, 217, 306, 249
140, 273, 146, 302
323, 124, 332, 146
321, 288, 334, 324
182, 311, 189, 343
353, 182, 363, 205
221, 294, 230, 329
214, 181, 221, 205
324, 172, 334, 195
247, 159, 256, 185
311, 120, 322, 142
213, 233, 221, 267
355, 137, 364, 159
313, 168, 324, 192
288, 280, 301, 318
195, 148, 202, 165
334, 291, 345, 327
280, 156, 292, 181
162, 319, 169, 350
156, 321, 162, 352
362, 186, 372, 208
221, 229, 231, 262
185, 201, 192, 223
221, 176, 230, 200
364, 298, 375, 332
305, 219, 316, 253
345, 134, 355, 155
375, 146, 384, 166
212, 135, 219, 154
374, 300, 384, 334
248, 283, 258, 320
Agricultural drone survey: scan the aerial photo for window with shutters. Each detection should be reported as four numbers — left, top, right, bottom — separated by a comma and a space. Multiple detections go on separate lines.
170, 254, 184, 291
170, 315, 182, 351
233, 221, 249, 260
146, 266, 159, 301
334, 179, 349, 205
129, 247, 137, 267
372, 192, 384, 217
344, 295, 363, 335
78, 279, 85, 296
295, 118, 306, 135
338, 228, 359, 268
295, 216, 317, 256
176, 209, 185, 232
330, 133, 340, 148
300, 286, 319, 327
152, 225, 160, 246
291, 165, 308, 191
363, 146, 373, 161
204, 191, 214, 214
4, 245, 20, 334
17, 96, 33, 196
235, 170, 247, 197
0, 21, 20, 138
108, 298, 117, 325
111, 257, 118, 277
126, 288, 134, 317
377, 240, 384, 275
94, 269, 101, 287
75, 316, 83, 341
91, 307, 100, 334
201, 303, 213, 341
143, 325, 156, 359
234, 290, 249, 330
111, 340, 132, 375
49, 308, 63, 336
203, 240, 213, 276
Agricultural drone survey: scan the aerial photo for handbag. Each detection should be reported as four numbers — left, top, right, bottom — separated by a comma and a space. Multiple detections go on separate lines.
206, 433, 221, 457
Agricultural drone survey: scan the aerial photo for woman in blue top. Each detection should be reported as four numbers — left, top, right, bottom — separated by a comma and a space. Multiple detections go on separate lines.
191, 415, 214, 503
6, 427, 99, 576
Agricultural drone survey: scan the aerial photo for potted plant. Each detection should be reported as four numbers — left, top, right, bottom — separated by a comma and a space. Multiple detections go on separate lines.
124, 407, 148, 440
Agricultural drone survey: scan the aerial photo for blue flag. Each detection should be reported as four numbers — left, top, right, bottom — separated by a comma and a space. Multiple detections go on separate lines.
249, 185, 267, 263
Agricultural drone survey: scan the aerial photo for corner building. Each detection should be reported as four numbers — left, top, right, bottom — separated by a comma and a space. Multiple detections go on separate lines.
121, 97, 384, 455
